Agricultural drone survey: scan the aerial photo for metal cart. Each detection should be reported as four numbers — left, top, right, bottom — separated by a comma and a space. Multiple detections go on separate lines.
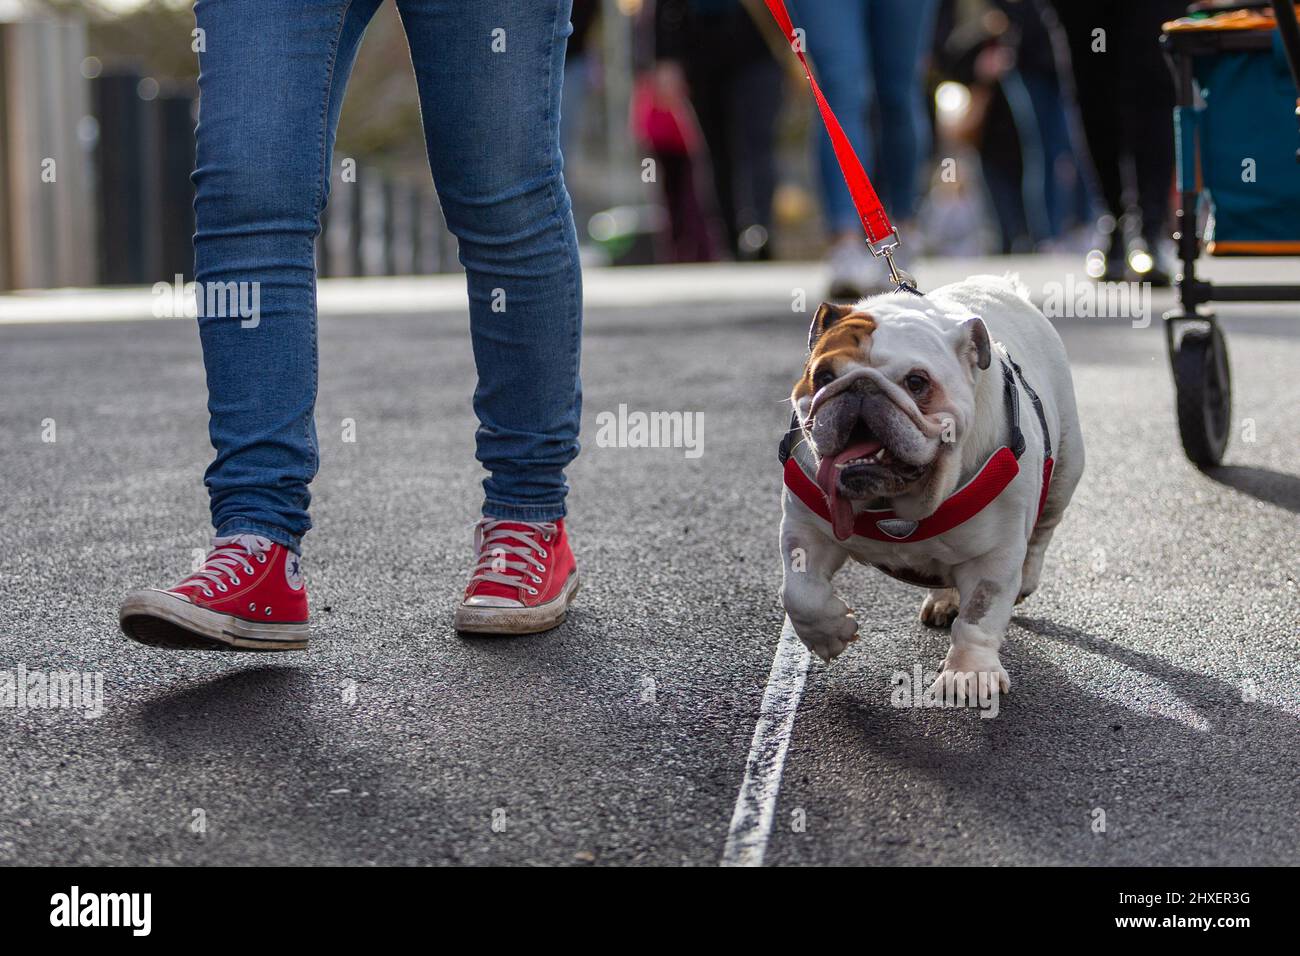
1161, 0, 1300, 466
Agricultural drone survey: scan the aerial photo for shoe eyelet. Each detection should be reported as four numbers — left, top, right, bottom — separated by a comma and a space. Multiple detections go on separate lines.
538, 549, 548, 559
542, 534, 552, 542
526, 587, 538, 595
202, 589, 213, 598
216, 583, 228, 593
530, 574, 542, 584
230, 576, 241, 586
248, 603, 256, 612
257, 554, 268, 564
264, 608, 272, 616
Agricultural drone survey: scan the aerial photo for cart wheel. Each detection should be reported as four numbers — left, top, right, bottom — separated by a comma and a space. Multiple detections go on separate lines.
1173, 325, 1231, 467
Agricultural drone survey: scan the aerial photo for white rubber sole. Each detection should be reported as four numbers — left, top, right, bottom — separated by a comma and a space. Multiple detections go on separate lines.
119, 589, 308, 652
453, 572, 581, 635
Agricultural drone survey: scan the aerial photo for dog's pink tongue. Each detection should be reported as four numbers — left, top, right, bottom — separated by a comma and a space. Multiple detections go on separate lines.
815, 440, 882, 541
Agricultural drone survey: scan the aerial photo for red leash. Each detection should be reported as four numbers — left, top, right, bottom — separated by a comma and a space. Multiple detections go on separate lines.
763, 0, 915, 290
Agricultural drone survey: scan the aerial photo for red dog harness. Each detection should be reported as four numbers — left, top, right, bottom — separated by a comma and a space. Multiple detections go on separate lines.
779, 353, 1055, 544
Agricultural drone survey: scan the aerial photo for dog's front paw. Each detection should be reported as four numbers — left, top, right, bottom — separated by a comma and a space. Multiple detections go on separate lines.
919, 588, 960, 628
929, 645, 1010, 704
789, 607, 859, 663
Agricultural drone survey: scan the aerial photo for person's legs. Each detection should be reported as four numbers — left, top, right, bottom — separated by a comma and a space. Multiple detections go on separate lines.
866, 0, 938, 222
193, 0, 383, 552
1049, 0, 1127, 277
999, 66, 1053, 245
729, 55, 783, 258
683, 16, 739, 256
1118, 0, 1183, 241
1050, 0, 1122, 220
657, 150, 719, 263
395, 0, 581, 521
794, 0, 889, 296
1022, 69, 1073, 242
119, 0, 382, 652
793, 0, 873, 236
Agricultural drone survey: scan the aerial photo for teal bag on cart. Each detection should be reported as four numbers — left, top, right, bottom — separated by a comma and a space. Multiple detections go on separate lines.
1186, 32, 1300, 254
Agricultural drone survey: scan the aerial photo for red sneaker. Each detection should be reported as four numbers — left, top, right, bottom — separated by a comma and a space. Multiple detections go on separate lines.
454, 518, 580, 635
119, 534, 308, 651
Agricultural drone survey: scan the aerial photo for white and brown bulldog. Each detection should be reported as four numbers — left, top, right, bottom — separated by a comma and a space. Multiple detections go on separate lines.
779, 275, 1084, 701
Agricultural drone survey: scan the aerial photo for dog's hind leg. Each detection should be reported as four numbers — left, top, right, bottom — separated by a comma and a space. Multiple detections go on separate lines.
1018, 524, 1057, 604
1020, 427, 1084, 603
930, 542, 1025, 701
1020, 381, 1085, 603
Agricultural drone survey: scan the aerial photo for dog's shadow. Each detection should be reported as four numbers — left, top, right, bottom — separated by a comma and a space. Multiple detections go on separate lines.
829, 615, 1300, 864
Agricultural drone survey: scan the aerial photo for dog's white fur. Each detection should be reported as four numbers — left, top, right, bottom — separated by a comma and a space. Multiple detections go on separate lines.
779, 275, 1084, 700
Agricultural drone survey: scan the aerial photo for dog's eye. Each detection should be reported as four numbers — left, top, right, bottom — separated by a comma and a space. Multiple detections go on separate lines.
904, 373, 929, 395
812, 369, 836, 391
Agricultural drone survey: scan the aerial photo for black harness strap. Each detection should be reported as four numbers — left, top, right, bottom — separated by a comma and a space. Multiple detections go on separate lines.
778, 411, 799, 465
1000, 360, 1027, 460
1003, 352, 1052, 462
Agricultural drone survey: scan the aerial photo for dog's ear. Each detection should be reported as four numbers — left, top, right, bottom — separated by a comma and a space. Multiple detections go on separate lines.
807, 301, 856, 352
956, 316, 991, 370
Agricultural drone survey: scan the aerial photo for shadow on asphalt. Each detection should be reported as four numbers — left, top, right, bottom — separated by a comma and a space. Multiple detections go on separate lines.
136, 666, 311, 748
822, 616, 1299, 864
1205, 464, 1300, 513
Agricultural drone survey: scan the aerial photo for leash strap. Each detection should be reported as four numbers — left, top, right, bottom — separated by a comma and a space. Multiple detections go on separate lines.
762, 0, 900, 257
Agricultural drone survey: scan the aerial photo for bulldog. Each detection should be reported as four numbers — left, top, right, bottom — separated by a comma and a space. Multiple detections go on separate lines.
779, 275, 1084, 700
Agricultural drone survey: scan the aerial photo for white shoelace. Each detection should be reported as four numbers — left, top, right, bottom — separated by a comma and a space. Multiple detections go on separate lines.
468, 520, 555, 596
178, 534, 272, 598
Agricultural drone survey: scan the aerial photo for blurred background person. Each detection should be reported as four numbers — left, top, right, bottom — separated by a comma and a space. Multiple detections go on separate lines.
1049, 0, 1186, 284
934, 0, 1093, 255
633, 0, 721, 262
791, 0, 940, 298
654, 0, 785, 261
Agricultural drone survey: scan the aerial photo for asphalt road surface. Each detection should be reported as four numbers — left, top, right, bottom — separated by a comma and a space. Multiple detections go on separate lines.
0, 257, 1296, 866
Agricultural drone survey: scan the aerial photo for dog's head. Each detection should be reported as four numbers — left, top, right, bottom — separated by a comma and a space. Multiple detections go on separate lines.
791, 298, 991, 539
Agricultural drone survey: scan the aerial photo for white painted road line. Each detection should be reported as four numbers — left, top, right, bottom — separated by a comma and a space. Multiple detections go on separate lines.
721, 616, 811, 867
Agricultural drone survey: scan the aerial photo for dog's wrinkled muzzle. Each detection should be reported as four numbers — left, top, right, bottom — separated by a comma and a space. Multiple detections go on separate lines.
808, 366, 945, 438
806, 367, 944, 541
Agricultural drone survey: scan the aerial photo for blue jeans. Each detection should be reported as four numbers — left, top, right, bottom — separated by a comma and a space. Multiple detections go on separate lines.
193, 0, 582, 553
792, 0, 938, 233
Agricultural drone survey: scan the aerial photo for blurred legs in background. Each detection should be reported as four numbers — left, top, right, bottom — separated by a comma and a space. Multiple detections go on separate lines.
638, 2, 722, 263
1050, 0, 1185, 284
970, 0, 1092, 254
672, 2, 783, 261
794, 0, 939, 297
655, 148, 721, 262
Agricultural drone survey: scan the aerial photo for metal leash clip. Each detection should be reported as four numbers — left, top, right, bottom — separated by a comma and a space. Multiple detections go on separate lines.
866, 227, 919, 294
